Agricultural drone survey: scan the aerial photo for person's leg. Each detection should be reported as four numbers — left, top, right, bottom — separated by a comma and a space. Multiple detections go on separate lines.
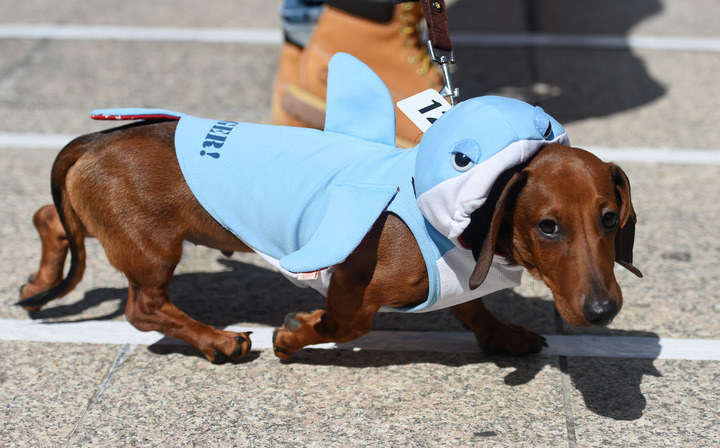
279, 0, 325, 48
273, 0, 442, 147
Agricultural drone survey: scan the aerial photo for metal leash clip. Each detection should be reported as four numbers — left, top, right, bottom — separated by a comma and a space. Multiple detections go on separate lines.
427, 40, 459, 106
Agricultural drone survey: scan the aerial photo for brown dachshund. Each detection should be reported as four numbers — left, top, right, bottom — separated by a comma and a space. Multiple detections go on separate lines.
18, 120, 641, 363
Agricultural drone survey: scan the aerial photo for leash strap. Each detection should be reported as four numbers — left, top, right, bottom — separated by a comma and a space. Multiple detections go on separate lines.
418, 0, 452, 52
403, 0, 459, 104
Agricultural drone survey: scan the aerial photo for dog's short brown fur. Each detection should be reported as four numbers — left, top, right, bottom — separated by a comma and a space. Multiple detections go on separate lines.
18, 120, 641, 363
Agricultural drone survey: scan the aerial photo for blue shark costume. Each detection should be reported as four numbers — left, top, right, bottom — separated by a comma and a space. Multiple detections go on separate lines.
92, 53, 568, 313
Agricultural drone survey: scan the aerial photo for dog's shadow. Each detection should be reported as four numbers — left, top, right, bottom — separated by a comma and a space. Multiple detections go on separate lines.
33, 257, 661, 421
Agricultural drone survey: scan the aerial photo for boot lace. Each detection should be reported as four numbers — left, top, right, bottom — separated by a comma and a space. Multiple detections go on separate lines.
399, 3, 433, 76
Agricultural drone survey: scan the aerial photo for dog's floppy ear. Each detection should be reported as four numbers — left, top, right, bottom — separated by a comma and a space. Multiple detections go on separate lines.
469, 170, 528, 289
610, 164, 643, 278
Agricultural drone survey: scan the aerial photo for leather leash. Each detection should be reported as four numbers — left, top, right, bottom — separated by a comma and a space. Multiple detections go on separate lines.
417, 0, 459, 104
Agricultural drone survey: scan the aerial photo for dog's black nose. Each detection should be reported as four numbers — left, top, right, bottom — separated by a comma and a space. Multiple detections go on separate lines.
583, 299, 619, 326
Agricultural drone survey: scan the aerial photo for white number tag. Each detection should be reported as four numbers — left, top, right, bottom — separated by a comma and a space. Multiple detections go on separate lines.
397, 89, 452, 133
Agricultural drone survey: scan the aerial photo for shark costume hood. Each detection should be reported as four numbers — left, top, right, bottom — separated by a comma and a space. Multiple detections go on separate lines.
92, 53, 568, 313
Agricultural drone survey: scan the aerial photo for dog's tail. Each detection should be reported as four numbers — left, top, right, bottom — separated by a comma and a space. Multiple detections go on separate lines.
16, 136, 92, 310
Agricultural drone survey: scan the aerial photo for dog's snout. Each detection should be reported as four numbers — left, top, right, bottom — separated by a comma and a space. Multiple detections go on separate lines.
583, 299, 618, 326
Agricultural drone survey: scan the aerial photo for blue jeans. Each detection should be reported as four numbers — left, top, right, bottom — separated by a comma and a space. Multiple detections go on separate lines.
280, 0, 325, 47
280, 0, 414, 47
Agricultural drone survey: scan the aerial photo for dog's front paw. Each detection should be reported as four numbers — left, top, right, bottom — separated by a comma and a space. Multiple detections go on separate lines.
272, 328, 293, 360
272, 325, 303, 360
271, 312, 311, 360
482, 324, 547, 356
207, 331, 253, 364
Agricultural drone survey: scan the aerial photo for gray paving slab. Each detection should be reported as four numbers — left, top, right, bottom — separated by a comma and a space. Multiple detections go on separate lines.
540, 0, 720, 38
0, 0, 281, 28
536, 0, 664, 36
0, 147, 54, 194
452, 46, 533, 100
0, 1, 76, 24
61, 0, 280, 29
453, 46, 718, 151
1, 18, 718, 150
2, 43, 717, 150
622, 163, 720, 214
0, 40, 279, 135
5, 0, 719, 39
534, 49, 720, 149
0, 40, 40, 78
447, 0, 527, 34
0, 341, 121, 448
567, 357, 720, 447
60, 345, 568, 448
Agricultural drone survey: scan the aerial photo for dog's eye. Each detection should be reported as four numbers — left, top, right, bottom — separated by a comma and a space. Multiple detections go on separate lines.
451, 153, 475, 172
538, 219, 560, 237
602, 211, 619, 230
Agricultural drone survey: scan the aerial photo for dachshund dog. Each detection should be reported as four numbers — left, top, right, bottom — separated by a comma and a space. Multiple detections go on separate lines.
18, 120, 641, 363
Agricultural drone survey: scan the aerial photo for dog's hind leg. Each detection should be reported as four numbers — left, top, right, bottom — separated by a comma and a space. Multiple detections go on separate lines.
117, 236, 252, 364
451, 298, 546, 355
19, 205, 69, 307
125, 285, 253, 364
103, 200, 253, 363
272, 214, 430, 359
65, 128, 253, 364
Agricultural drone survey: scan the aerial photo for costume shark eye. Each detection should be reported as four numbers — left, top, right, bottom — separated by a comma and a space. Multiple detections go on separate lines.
543, 122, 553, 139
534, 106, 554, 140
451, 152, 475, 172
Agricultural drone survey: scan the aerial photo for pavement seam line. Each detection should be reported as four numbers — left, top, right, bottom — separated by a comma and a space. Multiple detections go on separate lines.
559, 356, 578, 448
63, 343, 137, 448
555, 310, 578, 448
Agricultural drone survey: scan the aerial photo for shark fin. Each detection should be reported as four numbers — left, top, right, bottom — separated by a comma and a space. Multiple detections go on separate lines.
323, 53, 396, 146
280, 182, 398, 273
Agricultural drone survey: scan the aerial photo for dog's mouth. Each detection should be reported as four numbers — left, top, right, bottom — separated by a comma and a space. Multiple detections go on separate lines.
458, 212, 487, 261
457, 233, 473, 251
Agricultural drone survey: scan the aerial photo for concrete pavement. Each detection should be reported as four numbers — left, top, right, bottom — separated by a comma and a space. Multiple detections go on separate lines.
1, 0, 719, 446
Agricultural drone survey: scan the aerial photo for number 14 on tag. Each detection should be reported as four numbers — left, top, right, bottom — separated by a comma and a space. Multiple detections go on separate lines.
397, 89, 452, 133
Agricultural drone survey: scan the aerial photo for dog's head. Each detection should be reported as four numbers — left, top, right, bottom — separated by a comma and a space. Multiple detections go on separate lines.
414, 96, 568, 242
464, 143, 642, 327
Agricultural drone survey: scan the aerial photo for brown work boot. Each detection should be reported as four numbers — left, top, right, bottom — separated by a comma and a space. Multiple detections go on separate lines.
271, 42, 319, 128
271, 2, 443, 147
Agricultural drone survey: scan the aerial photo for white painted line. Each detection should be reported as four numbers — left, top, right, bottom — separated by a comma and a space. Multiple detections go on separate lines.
0, 24, 282, 45
453, 33, 720, 53
3, 131, 719, 166
586, 146, 720, 165
0, 318, 165, 345
0, 132, 75, 149
2, 24, 720, 53
542, 335, 720, 361
1, 319, 719, 361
